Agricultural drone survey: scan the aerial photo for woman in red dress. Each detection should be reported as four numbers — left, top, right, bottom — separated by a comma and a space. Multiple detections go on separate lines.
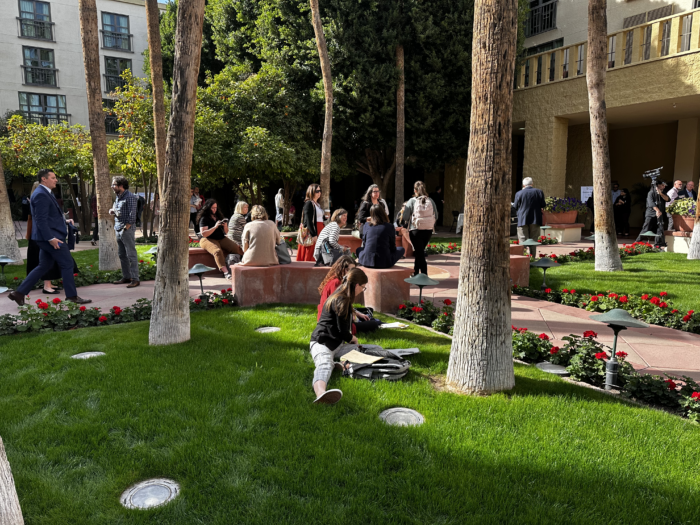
297, 184, 325, 262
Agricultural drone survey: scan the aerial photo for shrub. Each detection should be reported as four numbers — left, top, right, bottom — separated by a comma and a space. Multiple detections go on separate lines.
511, 326, 553, 362
564, 332, 634, 388
667, 197, 696, 217
622, 374, 682, 410
431, 300, 454, 333
537, 234, 558, 245
544, 197, 588, 213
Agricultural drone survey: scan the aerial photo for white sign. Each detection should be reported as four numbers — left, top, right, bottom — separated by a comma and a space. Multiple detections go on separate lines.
580, 186, 593, 203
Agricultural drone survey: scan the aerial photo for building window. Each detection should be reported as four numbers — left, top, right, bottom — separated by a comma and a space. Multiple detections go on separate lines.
524, 60, 530, 87
536, 55, 543, 85
101, 12, 132, 51
104, 57, 132, 92
22, 46, 57, 86
624, 31, 634, 65
562, 48, 569, 78
19, 92, 68, 125
103, 99, 119, 134
660, 20, 671, 57
641, 25, 652, 60
695, 0, 700, 8
17, 0, 53, 41
681, 15, 693, 52
548, 52, 556, 81
608, 35, 616, 68
576, 44, 584, 75
525, 0, 558, 38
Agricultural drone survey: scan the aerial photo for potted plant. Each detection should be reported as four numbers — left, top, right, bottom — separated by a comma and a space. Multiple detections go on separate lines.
667, 198, 696, 232
542, 197, 588, 225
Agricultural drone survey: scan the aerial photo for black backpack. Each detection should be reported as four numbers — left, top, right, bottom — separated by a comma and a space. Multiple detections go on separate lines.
336, 345, 412, 381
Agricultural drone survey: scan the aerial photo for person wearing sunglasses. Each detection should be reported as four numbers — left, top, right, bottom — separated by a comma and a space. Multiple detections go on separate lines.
297, 184, 325, 262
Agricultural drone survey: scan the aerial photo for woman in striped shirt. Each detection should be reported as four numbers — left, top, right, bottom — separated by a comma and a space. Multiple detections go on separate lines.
313, 208, 350, 265
227, 201, 249, 246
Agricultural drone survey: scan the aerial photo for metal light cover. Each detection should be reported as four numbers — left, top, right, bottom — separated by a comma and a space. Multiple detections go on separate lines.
0, 255, 17, 284
145, 246, 158, 261
530, 256, 560, 290
520, 238, 541, 258
639, 231, 657, 238
539, 225, 551, 231
584, 234, 596, 241
189, 263, 215, 300
405, 273, 439, 303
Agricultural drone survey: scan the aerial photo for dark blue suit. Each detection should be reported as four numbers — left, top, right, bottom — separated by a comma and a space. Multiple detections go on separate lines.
356, 223, 404, 268
16, 186, 77, 298
513, 186, 546, 227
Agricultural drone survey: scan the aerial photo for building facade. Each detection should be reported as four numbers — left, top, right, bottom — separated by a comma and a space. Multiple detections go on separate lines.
0, 0, 165, 133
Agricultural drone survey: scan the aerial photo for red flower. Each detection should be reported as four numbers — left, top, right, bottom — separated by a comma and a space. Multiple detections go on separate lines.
227, 287, 232, 291
79, 306, 86, 312
443, 299, 452, 306
544, 288, 551, 293
194, 298, 202, 305
619, 296, 628, 303
412, 306, 423, 313
650, 297, 661, 306
570, 289, 576, 294
73, 273, 78, 277
518, 327, 528, 333
665, 379, 677, 391
511, 325, 518, 331
98, 316, 107, 323
659, 291, 668, 297
221, 289, 227, 293
659, 302, 668, 309
683, 314, 692, 322
691, 392, 700, 400
42, 312, 47, 317
597, 293, 604, 297
420, 300, 424, 304
13, 277, 18, 280
35, 299, 42, 304
399, 304, 406, 310
689, 310, 695, 315
443, 312, 448, 316
671, 309, 678, 314
590, 296, 599, 302
538, 333, 550, 340
550, 346, 560, 355
615, 351, 628, 359
562, 288, 569, 293
641, 294, 649, 301
583, 330, 597, 338
594, 352, 607, 360
52, 298, 61, 304
139, 259, 144, 263
222, 299, 229, 305
513, 240, 519, 244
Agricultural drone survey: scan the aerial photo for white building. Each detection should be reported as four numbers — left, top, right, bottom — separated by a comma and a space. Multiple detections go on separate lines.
0, 0, 165, 133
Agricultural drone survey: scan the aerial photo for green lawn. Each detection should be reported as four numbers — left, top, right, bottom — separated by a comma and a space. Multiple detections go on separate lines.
530, 252, 700, 312
0, 307, 698, 524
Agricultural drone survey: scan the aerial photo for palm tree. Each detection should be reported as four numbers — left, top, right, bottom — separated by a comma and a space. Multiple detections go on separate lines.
309, 0, 332, 210
395, 44, 405, 211
445, 0, 518, 393
587, 0, 623, 271
145, 0, 166, 195
0, 436, 24, 524
149, 0, 207, 345
0, 154, 22, 266
77, 0, 120, 270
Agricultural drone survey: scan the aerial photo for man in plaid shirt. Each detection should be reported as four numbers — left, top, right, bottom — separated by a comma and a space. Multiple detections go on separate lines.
109, 176, 140, 288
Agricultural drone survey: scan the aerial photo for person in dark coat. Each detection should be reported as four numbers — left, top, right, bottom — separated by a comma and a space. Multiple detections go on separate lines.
636, 181, 669, 247
680, 181, 697, 200
356, 205, 404, 268
512, 177, 546, 243
613, 187, 631, 237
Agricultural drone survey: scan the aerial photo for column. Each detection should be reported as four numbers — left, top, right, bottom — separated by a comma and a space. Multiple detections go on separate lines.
674, 118, 700, 185
522, 117, 569, 198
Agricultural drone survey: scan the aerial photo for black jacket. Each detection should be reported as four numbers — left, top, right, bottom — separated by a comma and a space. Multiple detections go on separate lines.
513, 186, 546, 227
302, 200, 320, 237
311, 298, 353, 350
680, 189, 698, 200
359, 223, 398, 268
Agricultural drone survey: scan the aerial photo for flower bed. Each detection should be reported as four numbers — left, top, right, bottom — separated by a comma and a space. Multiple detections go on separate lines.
425, 242, 460, 255
538, 234, 558, 245
0, 289, 236, 336
532, 241, 658, 265
544, 197, 588, 214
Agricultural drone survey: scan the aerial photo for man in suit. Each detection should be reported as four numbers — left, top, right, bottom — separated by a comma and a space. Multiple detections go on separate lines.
681, 180, 697, 201
513, 177, 546, 243
8, 170, 91, 306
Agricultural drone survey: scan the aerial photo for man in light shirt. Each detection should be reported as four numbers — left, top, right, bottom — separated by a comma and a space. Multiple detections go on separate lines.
666, 179, 684, 230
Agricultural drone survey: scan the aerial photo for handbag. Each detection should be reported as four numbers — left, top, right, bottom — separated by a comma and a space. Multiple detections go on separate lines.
276, 241, 292, 265
297, 208, 315, 247
320, 240, 343, 266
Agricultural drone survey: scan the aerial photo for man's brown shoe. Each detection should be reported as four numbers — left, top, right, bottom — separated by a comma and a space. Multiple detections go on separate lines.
66, 296, 92, 305
8, 291, 25, 307
113, 278, 130, 285
126, 280, 140, 288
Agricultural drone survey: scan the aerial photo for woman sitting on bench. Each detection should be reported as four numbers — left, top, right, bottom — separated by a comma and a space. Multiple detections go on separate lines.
310, 268, 368, 405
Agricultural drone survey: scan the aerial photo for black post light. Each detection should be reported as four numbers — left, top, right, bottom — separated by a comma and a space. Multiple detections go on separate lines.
189, 263, 216, 303
404, 273, 439, 304
530, 257, 560, 290
521, 238, 541, 259
589, 309, 649, 391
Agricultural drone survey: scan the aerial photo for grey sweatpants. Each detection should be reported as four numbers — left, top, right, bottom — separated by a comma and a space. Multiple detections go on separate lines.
310, 342, 351, 386
116, 226, 139, 281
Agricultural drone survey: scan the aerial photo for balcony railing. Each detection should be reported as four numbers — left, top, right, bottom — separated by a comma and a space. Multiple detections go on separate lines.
21, 111, 70, 126
101, 30, 133, 52
104, 74, 127, 93
525, 1, 558, 38
517, 7, 700, 90
21, 65, 58, 87
16, 18, 54, 41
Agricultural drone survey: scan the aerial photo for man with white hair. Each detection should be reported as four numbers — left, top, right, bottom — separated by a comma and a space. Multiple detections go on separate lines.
681, 180, 697, 200
513, 177, 546, 244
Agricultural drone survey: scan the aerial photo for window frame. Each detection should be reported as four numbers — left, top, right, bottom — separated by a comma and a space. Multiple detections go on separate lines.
21, 45, 58, 86
17, 0, 54, 41
18, 91, 69, 125
100, 11, 132, 52
103, 56, 132, 92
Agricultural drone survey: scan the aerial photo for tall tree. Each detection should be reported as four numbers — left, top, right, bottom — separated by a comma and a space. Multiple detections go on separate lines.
145, 0, 167, 195
0, 436, 24, 524
0, 154, 22, 267
309, 0, 332, 210
394, 43, 405, 208
446, 0, 517, 394
587, 0, 622, 272
149, 0, 206, 346
78, 0, 120, 270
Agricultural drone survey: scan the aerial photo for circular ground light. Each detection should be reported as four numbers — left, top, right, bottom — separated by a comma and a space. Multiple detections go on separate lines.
535, 362, 570, 376
120, 478, 180, 510
71, 352, 106, 360
255, 327, 281, 333
379, 407, 425, 427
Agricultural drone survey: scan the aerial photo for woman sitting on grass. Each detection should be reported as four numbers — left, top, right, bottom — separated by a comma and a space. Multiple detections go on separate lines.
317, 256, 380, 333
310, 268, 368, 405
197, 199, 243, 280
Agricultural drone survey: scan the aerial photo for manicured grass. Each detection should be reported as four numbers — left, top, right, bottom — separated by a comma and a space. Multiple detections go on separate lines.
530, 252, 700, 312
0, 306, 698, 524
3, 246, 156, 282
17, 239, 28, 248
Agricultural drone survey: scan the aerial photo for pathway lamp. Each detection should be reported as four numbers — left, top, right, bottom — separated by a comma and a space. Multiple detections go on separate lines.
0, 255, 17, 285
639, 231, 657, 243
521, 238, 541, 258
404, 273, 439, 304
530, 257, 560, 291
584, 234, 596, 249
589, 309, 648, 391
189, 263, 215, 303
145, 246, 158, 262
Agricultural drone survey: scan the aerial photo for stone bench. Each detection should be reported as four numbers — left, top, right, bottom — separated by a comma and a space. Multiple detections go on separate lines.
338, 235, 362, 254
510, 255, 529, 287
188, 248, 219, 274
229, 262, 411, 313
664, 230, 693, 253
509, 244, 525, 256
543, 223, 584, 243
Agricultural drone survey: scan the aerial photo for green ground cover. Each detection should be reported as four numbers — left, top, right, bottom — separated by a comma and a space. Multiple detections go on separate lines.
529, 252, 700, 313
1, 306, 698, 524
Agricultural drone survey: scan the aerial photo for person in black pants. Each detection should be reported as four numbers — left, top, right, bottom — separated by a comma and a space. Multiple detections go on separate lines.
613, 188, 631, 237
635, 181, 669, 247
401, 181, 438, 275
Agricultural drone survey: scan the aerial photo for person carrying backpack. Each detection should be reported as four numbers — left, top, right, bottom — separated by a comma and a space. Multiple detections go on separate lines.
401, 181, 438, 276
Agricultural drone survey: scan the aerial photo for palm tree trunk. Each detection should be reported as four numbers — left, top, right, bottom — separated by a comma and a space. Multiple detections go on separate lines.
445, 0, 517, 394
395, 44, 405, 211
149, 0, 206, 346
309, 0, 332, 211
0, 436, 24, 525
0, 154, 22, 267
587, 0, 623, 272
77, 0, 120, 270
146, 0, 167, 196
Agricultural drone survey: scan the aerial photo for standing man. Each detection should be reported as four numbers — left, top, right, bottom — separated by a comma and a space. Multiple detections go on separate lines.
681, 180, 697, 200
7, 170, 91, 306
611, 182, 621, 204
110, 176, 140, 288
636, 180, 669, 247
513, 177, 546, 243
666, 179, 684, 231
275, 188, 284, 226
190, 188, 202, 235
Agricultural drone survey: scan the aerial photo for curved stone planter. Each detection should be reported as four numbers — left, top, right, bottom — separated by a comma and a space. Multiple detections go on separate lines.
671, 215, 695, 232
543, 210, 578, 225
